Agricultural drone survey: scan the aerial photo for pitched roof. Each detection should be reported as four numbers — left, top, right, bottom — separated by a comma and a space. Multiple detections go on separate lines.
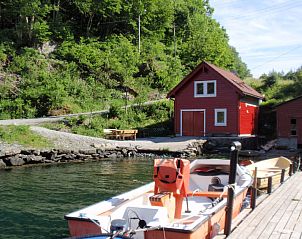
167, 61, 264, 99
275, 95, 302, 108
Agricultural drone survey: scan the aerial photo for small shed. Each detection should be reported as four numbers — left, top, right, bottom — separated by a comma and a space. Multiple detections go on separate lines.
275, 95, 302, 148
167, 61, 263, 137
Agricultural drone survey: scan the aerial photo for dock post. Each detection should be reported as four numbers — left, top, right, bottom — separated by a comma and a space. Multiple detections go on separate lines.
224, 141, 241, 236
250, 167, 258, 210
293, 162, 297, 174
289, 163, 293, 176
267, 177, 272, 194
250, 187, 257, 210
280, 169, 285, 183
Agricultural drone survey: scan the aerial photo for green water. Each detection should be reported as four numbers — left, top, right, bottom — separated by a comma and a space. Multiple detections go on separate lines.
0, 159, 154, 239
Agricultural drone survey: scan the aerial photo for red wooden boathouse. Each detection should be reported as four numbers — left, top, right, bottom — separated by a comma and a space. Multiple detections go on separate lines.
167, 61, 263, 137
275, 95, 302, 148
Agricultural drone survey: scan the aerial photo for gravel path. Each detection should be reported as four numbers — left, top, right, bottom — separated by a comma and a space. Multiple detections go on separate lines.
0, 100, 203, 152
30, 126, 203, 152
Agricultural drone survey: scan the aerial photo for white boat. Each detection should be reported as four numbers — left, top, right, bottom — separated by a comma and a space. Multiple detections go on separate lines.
65, 158, 253, 239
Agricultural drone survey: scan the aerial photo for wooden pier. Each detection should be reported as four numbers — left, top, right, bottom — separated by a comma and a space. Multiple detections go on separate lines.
228, 171, 302, 239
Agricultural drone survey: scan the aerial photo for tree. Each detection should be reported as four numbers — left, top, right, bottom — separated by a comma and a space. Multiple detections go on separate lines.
0, 0, 255, 119
261, 71, 281, 88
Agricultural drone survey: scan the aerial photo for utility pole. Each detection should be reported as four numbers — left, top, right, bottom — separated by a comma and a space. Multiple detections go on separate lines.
138, 14, 141, 54
173, 0, 176, 59
173, 21, 176, 59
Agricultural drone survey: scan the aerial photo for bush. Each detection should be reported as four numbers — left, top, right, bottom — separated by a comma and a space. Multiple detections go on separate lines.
108, 103, 123, 119
43, 100, 174, 138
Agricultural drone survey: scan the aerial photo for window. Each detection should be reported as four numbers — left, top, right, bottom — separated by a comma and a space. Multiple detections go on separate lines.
194, 80, 216, 97
215, 109, 227, 126
291, 118, 297, 136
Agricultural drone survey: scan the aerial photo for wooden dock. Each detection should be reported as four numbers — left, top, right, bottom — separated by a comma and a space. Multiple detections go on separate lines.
228, 171, 302, 239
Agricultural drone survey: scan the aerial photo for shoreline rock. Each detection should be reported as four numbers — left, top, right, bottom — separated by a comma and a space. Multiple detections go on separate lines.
0, 144, 201, 169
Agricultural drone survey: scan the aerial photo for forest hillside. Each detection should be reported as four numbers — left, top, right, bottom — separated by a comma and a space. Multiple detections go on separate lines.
0, 0, 300, 120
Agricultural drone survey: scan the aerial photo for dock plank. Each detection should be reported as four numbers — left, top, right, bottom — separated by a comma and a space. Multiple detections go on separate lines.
290, 232, 302, 239
267, 198, 299, 238
293, 211, 302, 232
228, 172, 302, 239
283, 194, 302, 233
250, 186, 299, 239
228, 182, 295, 238
267, 182, 302, 239
250, 183, 299, 239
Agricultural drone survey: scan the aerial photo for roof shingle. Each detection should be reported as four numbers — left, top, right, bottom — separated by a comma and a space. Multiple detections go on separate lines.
167, 61, 264, 99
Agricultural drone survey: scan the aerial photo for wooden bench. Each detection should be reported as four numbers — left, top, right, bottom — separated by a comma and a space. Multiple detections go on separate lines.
103, 129, 119, 139
119, 129, 138, 140
103, 129, 138, 140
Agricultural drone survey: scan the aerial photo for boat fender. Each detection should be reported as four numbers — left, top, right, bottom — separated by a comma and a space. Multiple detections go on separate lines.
211, 222, 221, 238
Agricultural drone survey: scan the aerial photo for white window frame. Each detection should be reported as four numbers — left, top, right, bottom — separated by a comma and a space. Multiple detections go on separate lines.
194, 80, 216, 97
215, 109, 227, 126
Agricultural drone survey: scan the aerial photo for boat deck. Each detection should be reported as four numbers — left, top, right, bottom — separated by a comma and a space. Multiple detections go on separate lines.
228, 171, 302, 239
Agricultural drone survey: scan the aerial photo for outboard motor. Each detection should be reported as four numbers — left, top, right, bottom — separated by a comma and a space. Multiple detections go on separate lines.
150, 158, 190, 219
110, 219, 127, 234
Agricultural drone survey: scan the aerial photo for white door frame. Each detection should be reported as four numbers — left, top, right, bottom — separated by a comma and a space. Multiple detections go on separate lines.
180, 109, 206, 136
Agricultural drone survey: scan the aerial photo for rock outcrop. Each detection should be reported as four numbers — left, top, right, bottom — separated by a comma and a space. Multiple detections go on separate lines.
0, 142, 202, 168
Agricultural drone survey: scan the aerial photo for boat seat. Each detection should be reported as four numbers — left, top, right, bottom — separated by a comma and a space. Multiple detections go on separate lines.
189, 174, 228, 192
187, 191, 227, 198
208, 183, 224, 192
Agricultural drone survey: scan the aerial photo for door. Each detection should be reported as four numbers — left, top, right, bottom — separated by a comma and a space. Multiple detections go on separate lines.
298, 118, 302, 145
182, 110, 205, 136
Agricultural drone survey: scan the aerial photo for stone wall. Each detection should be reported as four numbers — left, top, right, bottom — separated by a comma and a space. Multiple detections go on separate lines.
0, 145, 200, 168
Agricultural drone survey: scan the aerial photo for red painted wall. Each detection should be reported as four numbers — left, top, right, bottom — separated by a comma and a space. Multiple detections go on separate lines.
276, 97, 302, 145
239, 102, 259, 135
173, 68, 240, 136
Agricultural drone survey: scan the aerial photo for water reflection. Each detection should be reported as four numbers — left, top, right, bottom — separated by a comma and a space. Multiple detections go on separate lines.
0, 158, 153, 239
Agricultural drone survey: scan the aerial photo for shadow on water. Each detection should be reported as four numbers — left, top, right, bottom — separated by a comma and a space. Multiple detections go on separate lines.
0, 158, 154, 239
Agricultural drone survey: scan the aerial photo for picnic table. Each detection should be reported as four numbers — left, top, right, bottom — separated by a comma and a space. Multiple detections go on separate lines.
103, 129, 138, 140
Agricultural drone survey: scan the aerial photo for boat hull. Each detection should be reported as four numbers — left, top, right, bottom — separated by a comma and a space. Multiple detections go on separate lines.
67, 219, 102, 237
144, 188, 248, 239
246, 156, 291, 189
65, 159, 253, 239
256, 168, 289, 189
66, 187, 248, 239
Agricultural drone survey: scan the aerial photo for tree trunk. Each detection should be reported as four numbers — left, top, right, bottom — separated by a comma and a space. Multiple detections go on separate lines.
53, 0, 60, 23
86, 14, 94, 35
25, 15, 35, 42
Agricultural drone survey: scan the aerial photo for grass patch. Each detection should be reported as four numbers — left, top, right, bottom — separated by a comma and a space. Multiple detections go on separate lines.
0, 125, 53, 148
42, 100, 174, 138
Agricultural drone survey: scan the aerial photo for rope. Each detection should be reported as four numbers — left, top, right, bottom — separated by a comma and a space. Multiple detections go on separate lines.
163, 226, 166, 239
198, 182, 238, 214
